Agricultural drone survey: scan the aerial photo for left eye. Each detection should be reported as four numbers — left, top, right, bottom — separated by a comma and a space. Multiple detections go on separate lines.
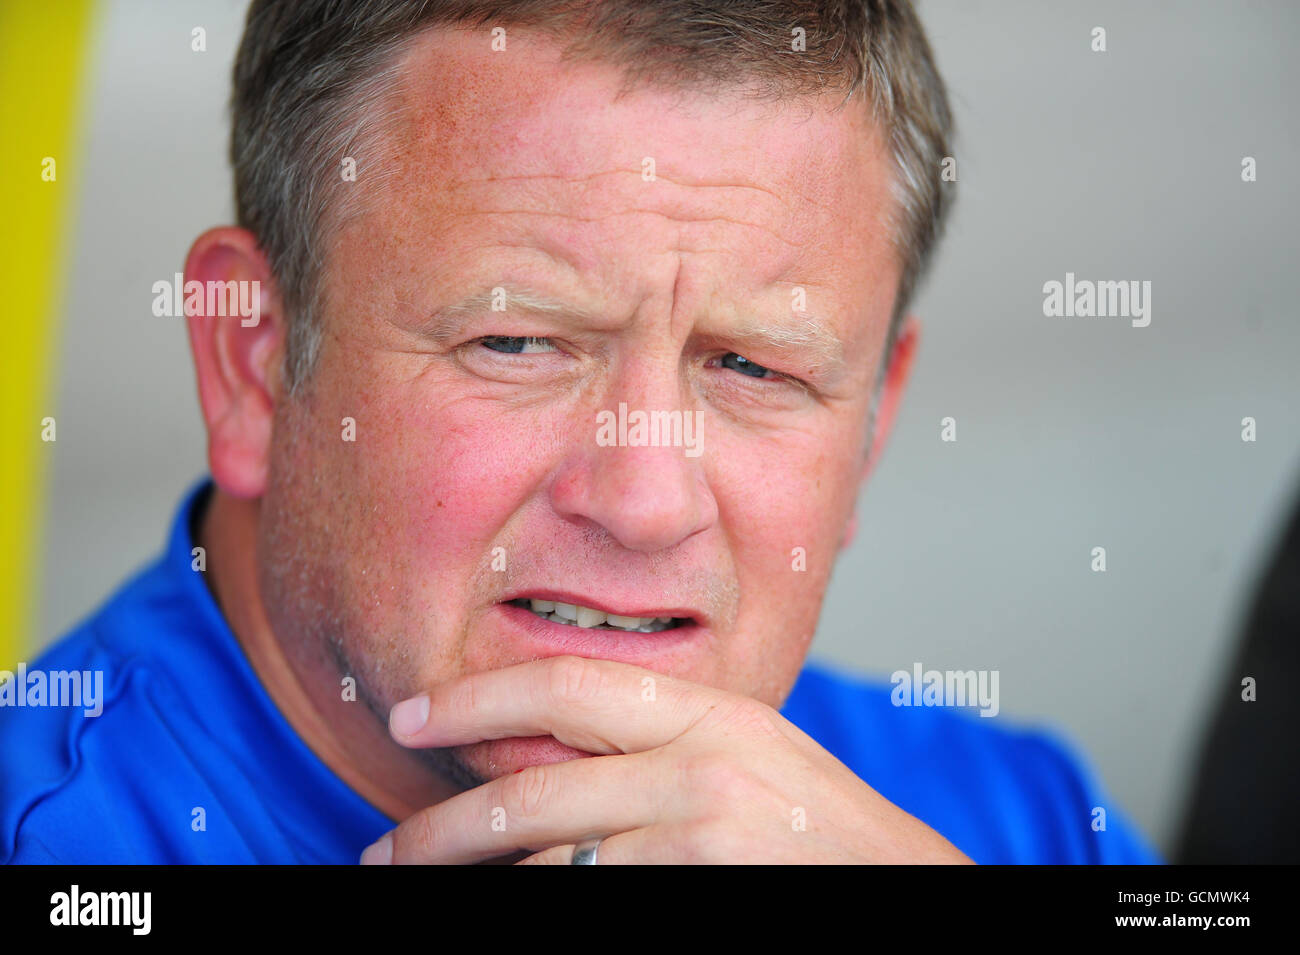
719, 352, 775, 378
477, 336, 556, 354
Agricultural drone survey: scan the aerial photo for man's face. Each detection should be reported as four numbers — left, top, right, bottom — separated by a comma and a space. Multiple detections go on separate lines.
259, 26, 902, 784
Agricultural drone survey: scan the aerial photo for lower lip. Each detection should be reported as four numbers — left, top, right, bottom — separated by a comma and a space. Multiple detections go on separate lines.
494, 602, 705, 663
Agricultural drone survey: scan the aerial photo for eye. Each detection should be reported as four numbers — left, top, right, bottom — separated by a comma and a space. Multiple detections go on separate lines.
477, 335, 556, 354
719, 352, 775, 379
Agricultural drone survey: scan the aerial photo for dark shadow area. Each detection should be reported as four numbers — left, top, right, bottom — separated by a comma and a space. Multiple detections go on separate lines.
1176, 474, 1300, 863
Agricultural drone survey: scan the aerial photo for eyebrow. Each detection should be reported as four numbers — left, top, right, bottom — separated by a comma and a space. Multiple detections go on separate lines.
420, 284, 847, 377
417, 286, 599, 344
725, 315, 846, 378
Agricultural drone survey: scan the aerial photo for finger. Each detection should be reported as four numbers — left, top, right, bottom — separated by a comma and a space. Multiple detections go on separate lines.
516, 825, 707, 865
388, 655, 732, 755
516, 844, 576, 865
379, 750, 672, 865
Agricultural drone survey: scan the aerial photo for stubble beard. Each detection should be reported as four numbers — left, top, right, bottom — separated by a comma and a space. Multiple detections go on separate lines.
256, 391, 492, 797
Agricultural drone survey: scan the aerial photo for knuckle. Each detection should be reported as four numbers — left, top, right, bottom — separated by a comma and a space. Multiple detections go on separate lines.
675, 818, 727, 864
682, 751, 750, 805
444, 674, 476, 718
459, 672, 478, 713
393, 809, 437, 862
547, 654, 605, 704
724, 698, 787, 742
501, 764, 558, 820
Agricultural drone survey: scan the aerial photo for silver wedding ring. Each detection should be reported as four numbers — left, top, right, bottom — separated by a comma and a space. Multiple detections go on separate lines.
570, 837, 603, 865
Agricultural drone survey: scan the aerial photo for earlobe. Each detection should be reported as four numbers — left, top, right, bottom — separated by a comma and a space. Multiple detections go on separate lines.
183, 227, 285, 499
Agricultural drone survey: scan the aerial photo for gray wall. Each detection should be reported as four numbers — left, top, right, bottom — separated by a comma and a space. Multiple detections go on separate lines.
41, 0, 1300, 856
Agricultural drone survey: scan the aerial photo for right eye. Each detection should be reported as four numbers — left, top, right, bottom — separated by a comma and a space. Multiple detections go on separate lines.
476, 336, 556, 354
718, 351, 777, 379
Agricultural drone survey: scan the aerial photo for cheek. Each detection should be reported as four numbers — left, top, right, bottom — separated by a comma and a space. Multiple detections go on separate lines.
353, 396, 549, 573
706, 430, 860, 701
713, 433, 856, 591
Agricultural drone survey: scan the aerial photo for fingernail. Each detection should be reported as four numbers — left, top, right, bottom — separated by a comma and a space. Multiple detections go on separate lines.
390, 694, 430, 738
360, 832, 393, 865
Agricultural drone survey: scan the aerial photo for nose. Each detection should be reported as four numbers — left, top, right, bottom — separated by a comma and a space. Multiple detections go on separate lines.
549, 392, 717, 554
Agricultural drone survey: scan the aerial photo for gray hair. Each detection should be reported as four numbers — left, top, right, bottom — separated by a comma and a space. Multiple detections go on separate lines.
231, 0, 955, 440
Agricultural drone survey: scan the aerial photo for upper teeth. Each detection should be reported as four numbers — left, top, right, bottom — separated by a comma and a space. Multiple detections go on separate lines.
521, 599, 676, 632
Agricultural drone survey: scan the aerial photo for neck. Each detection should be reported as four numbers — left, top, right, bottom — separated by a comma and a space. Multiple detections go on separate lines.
197, 487, 457, 822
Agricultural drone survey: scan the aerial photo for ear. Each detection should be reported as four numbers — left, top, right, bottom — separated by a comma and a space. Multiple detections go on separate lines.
183, 227, 285, 500
840, 314, 920, 552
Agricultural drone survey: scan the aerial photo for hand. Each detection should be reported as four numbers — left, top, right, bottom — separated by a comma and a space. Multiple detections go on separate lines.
361, 655, 974, 864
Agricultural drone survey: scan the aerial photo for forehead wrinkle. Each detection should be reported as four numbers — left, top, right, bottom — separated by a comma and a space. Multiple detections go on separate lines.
435, 167, 827, 252
445, 168, 814, 214
440, 204, 805, 250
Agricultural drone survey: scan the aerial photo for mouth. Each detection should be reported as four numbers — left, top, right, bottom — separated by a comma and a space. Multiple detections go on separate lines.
505, 597, 690, 634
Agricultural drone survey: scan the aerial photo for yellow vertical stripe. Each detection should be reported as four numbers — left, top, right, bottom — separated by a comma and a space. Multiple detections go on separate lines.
0, 1, 97, 669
